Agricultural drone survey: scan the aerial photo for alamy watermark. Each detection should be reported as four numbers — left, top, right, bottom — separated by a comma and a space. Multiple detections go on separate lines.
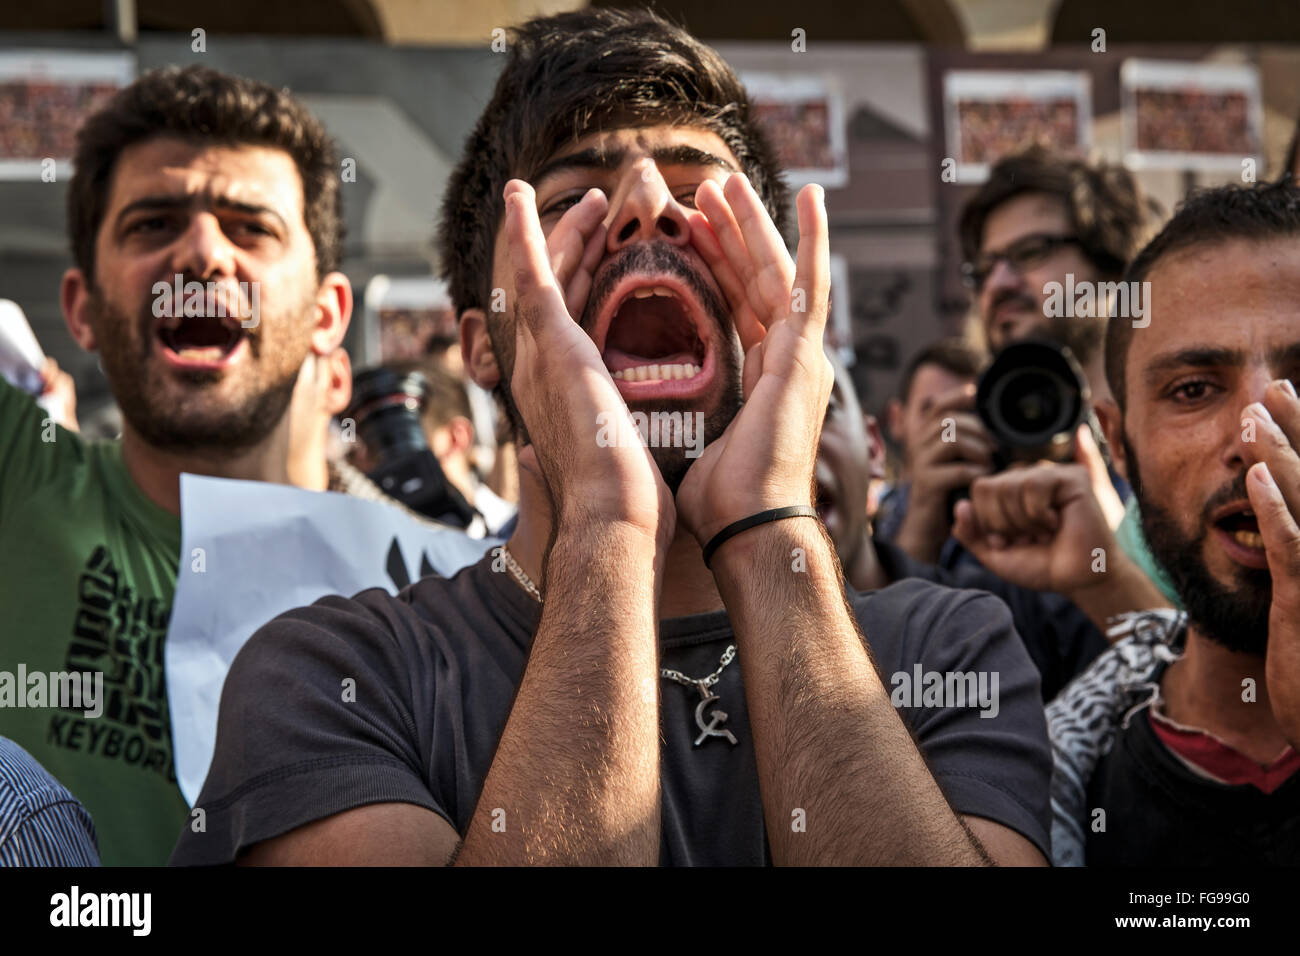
0, 665, 102, 718
1042, 274, 1150, 329
152, 274, 260, 329
596, 410, 705, 458
889, 665, 999, 718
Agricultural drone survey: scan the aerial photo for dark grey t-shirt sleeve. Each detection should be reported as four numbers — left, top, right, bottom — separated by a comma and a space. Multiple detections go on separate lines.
169, 590, 444, 866
856, 580, 1053, 859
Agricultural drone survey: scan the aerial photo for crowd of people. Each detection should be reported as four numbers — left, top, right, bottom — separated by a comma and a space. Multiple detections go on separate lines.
2, 6, 1298, 867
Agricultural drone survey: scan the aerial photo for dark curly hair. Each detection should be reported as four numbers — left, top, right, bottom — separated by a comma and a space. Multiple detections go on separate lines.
435, 6, 791, 319
959, 145, 1157, 282
69, 65, 342, 284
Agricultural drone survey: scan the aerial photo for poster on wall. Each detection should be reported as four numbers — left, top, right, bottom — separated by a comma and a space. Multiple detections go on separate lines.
0, 51, 135, 180
361, 275, 458, 367
742, 72, 848, 189
942, 70, 1091, 183
1121, 59, 1261, 172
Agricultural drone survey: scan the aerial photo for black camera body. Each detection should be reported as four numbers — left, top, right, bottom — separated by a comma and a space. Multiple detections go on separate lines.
975, 339, 1091, 469
343, 366, 478, 528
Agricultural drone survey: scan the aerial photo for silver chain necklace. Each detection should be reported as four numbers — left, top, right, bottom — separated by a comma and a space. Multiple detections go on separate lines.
662, 645, 740, 747
500, 545, 738, 747
500, 545, 543, 604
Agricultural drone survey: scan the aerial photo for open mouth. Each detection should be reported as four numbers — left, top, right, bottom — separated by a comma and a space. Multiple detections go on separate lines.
1214, 503, 1263, 551
156, 313, 246, 365
595, 275, 712, 396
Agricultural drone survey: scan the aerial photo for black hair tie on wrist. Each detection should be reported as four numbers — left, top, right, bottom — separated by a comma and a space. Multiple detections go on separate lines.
702, 505, 820, 569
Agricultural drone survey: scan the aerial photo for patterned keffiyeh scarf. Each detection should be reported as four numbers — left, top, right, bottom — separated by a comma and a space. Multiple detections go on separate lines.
1045, 608, 1187, 866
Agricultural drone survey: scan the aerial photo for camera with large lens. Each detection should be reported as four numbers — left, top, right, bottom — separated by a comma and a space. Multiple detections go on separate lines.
976, 339, 1090, 467
343, 366, 477, 528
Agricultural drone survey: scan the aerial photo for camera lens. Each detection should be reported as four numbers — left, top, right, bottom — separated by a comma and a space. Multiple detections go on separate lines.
976, 340, 1088, 456
342, 366, 478, 528
996, 369, 1067, 437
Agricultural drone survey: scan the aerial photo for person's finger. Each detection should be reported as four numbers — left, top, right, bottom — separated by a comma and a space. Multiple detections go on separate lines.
925, 384, 979, 418
1248, 461, 1300, 592
564, 215, 608, 319
970, 475, 1016, 540
688, 208, 766, 351
723, 173, 796, 318
1264, 378, 1300, 451
952, 498, 984, 548
1244, 399, 1300, 520
926, 461, 994, 495
549, 188, 608, 293
789, 183, 829, 336
504, 181, 568, 339
1020, 467, 1062, 532
1073, 423, 1111, 489
922, 431, 995, 469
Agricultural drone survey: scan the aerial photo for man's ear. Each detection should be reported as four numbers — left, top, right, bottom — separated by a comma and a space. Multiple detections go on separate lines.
60, 268, 97, 352
311, 271, 353, 355
864, 414, 888, 481
1094, 398, 1127, 482
460, 308, 500, 390
324, 347, 352, 417
446, 415, 475, 456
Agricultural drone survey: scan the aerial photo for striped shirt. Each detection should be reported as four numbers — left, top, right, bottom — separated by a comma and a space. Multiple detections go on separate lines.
0, 736, 100, 866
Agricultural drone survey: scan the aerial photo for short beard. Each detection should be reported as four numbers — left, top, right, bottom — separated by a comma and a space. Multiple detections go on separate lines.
91, 287, 308, 455
1124, 434, 1271, 655
488, 241, 744, 494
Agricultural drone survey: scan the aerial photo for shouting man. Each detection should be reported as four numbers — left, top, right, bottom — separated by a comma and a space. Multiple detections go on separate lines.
0, 66, 351, 864
1048, 180, 1300, 865
173, 8, 1051, 866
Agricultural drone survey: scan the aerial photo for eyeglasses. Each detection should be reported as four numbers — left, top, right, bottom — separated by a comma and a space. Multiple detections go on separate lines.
961, 233, 1080, 291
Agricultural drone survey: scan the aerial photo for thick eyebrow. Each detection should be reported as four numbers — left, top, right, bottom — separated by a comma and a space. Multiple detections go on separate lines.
530, 143, 737, 191
530, 148, 626, 190
113, 194, 288, 234
1142, 342, 1300, 386
1142, 347, 1243, 385
1271, 342, 1300, 368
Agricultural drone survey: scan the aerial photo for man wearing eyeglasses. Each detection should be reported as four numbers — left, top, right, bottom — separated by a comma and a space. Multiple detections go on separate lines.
957, 146, 1156, 408
892, 147, 1170, 642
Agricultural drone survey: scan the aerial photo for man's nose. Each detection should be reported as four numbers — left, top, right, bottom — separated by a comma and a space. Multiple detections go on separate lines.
981, 258, 1024, 302
169, 212, 237, 280
605, 160, 691, 253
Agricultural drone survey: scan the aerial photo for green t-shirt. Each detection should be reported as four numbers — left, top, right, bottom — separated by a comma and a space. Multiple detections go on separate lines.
0, 377, 187, 865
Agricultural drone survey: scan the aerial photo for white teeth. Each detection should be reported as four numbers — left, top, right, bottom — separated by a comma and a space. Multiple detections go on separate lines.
611, 363, 702, 382
633, 287, 655, 299
652, 287, 674, 297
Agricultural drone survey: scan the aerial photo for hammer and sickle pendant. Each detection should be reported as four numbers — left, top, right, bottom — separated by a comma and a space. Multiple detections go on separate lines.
693, 686, 738, 747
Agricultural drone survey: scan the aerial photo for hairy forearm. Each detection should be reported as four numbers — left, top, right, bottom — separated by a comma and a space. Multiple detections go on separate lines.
455, 523, 662, 865
713, 521, 988, 866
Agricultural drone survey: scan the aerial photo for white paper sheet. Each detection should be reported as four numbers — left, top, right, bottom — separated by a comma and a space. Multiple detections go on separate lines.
167, 473, 497, 805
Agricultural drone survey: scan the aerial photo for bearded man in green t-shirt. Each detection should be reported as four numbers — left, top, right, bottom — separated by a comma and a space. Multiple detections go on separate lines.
0, 65, 351, 865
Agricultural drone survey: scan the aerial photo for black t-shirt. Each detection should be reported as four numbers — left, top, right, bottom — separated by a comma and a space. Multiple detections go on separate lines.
1086, 665, 1300, 865
170, 553, 1052, 865
874, 539, 1107, 701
